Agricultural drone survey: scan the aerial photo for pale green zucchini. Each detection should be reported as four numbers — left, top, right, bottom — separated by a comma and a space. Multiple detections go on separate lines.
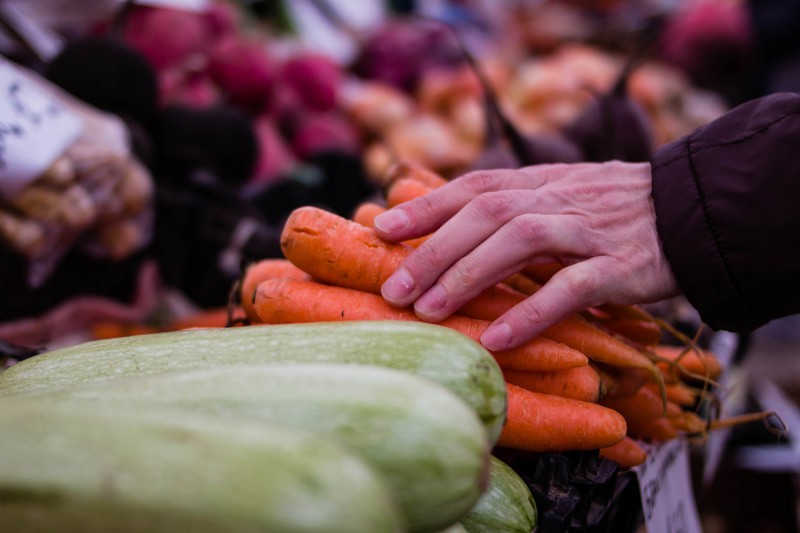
438, 524, 469, 533
0, 400, 403, 533
22, 363, 490, 533
460, 455, 537, 533
0, 321, 506, 444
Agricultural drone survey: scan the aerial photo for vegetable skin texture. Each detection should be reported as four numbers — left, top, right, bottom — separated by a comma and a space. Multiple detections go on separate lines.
460, 455, 537, 533
386, 177, 435, 208
0, 400, 403, 533
0, 321, 507, 446
502, 365, 604, 403
498, 383, 627, 452
281, 205, 411, 295
601, 386, 682, 426
352, 202, 388, 228
18, 364, 489, 533
239, 258, 309, 322
599, 436, 648, 468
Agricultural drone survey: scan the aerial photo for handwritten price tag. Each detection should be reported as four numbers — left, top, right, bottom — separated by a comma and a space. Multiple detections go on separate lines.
635, 439, 703, 533
0, 60, 82, 198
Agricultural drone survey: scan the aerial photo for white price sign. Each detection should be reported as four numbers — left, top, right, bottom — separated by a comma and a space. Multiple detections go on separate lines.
0, 61, 82, 198
635, 439, 703, 533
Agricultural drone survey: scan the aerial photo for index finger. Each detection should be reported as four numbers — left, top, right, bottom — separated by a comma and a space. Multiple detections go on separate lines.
373, 167, 548, 242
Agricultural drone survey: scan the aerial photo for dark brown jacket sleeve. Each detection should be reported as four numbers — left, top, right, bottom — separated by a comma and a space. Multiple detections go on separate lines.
650, 92, 800, 332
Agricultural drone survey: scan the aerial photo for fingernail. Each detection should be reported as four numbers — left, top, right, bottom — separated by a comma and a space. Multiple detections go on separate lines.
415, 284, 447, 315
481, 322, 512, 351
381, 267, 415, 302
374, 209, 409, 233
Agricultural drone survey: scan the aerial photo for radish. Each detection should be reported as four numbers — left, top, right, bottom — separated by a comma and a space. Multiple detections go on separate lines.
123, 6, 212, 73
281, 53, 343, 113
290, 112, 361, 160
208, 35, 278, 113
204, 0, 242, 40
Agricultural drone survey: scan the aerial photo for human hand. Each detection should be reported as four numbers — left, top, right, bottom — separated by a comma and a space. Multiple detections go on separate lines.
373, 161, 680, 351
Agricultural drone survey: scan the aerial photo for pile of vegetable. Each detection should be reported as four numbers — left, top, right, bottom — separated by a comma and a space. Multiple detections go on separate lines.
346, 41, 728, 184
18, 159, 779, 530
0, 4, 775, 531
0, 320, 535, 532
238, 161, 776, 470
105, 1, 729, 188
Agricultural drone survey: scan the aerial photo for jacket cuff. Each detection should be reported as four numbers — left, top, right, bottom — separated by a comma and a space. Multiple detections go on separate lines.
650, 136, 757, 332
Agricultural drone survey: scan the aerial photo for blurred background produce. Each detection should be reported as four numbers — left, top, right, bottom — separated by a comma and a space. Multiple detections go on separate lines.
0, 0, 748, 324
1, 1, 799, 531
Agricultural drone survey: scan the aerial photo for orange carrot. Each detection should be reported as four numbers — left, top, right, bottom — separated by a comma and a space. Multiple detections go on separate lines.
280, 206, 412, 295
458, 284, 666, 392
351, 202, 387, 228
498, 384, 627, 452
604, 318, 663, 346
646, 381, 699, 408
488, 345, 587, 372
597, 302, 654, 322
352, 202, 431, 249
503, 365, 604, 403
283, 207, 517, 313
653, 344, 723, 380
386, 177, 435, 208
668, 411, 708, 434
599, 436, 648, 468
239, 258, 310, 322
595, 366, 648, 399
502, 273, 542, 296
544, 317, 665, 394
457, 284, 530, 322
284, 207, 526, 322
253, 277, 588, 371
522, 263, 563, 283
385, 160, 449, 189
601, 386, 682, 426
628, 417, 679, 443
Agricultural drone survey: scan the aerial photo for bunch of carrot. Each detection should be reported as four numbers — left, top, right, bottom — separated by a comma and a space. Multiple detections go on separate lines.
239, 160, 740, 468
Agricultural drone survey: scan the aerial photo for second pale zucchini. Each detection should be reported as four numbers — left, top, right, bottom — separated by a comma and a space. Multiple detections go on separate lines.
0, 400, 403, 533
16, 363, 491, 533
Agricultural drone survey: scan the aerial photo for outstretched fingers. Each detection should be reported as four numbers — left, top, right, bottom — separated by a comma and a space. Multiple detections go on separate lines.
481, 258, 614, 350
374, 168, 550, 242
411, 213, 588, 322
